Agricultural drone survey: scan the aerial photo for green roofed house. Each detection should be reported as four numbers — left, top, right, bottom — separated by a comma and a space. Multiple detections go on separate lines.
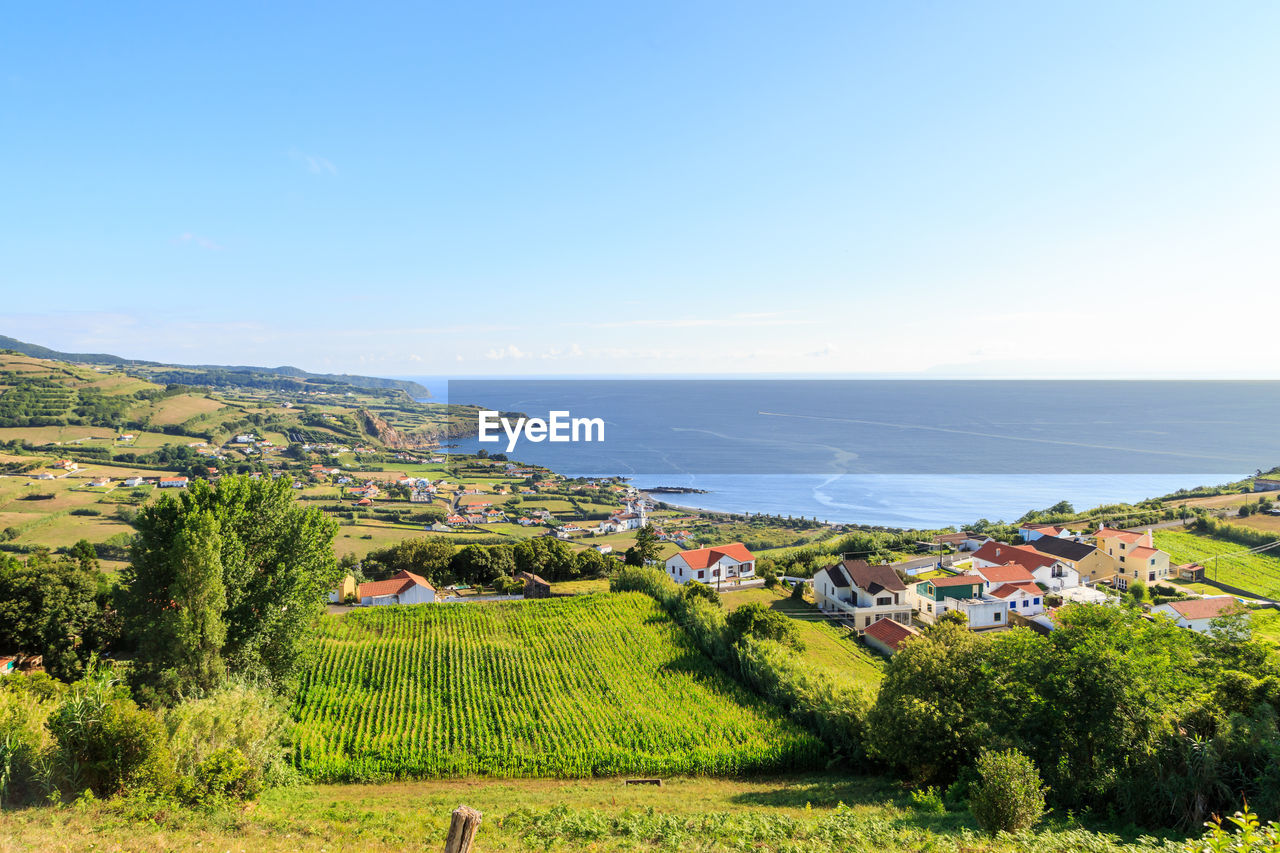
911, 573, 1009, 631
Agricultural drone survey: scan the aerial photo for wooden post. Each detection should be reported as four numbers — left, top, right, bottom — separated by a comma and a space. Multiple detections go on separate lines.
445, 805, 482, 853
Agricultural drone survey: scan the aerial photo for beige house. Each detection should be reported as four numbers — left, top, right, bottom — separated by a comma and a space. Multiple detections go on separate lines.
1030, 536, 1117, 584
1094, 527, 1171, 589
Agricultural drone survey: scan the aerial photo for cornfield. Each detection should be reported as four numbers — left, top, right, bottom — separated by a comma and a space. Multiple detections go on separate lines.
291, 593, 824, 781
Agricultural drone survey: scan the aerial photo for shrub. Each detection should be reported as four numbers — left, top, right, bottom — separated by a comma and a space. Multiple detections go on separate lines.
969, 748, 1047, 834
0, 674, 63, 806
909, 785, 946, 814
47, 668, 172, 798
789, 579, 806, 600
176, 747, 254, 807
1187, 805, 1280, 852
162, 682, 293, 796
70, 508, 101, 517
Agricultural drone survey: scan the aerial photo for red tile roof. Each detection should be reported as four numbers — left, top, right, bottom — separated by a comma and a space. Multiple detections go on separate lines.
674, 542, 755, 569
973, 563, 1038, 585
1095, 526, 1144, 543
357, 570, 435, 600
988, 581, 1042, 599
1128, 546, 1160, 560
971, 541, 1059, 571
928, 573, 986, 588
862, 617, 920, 651
1163, 596, 1243, 621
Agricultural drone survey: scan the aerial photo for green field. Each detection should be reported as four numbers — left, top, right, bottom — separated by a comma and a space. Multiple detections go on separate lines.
1251, 607, 1280, 648
0, 773, 1184, 853
718, 587, 885, 687
1153, 529, 1280, 599
291, 593, 823, 780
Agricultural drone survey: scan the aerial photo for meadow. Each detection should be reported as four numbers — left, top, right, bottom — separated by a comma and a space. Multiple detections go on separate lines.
1153, 529, 1280, 599
290, 593, 824, 781
717, 586, 885, 687
0, 774, 1190, 853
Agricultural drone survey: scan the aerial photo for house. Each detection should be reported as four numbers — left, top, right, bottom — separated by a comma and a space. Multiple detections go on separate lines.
87, 478, 111, 488
410, 490, 432, 503
158, 476, 189, 489
1018, 523, 1071, 542
986, 581, 1045, 616
928, 531, 986, 552
1152, 596, 1247, 634
665, 543, 756, 585
233, 434, 256, 444
515, 571, 551, 599
33, 472, 55, 480
51, 460, 78, 470
357, 570, 437, 606
446, 514, 467, 525
861, 617, 921, 657
329, 574, 358, 604
1093, 527, 1170, 589
0, 656, 15, 675
971, 541, 1079, 590
594, 544, 612, 554
1029, 535, 1116, 584
811, 559, 912, 631
1253, 478, 1280, 492
970, 561, 1038, 590
912, 574, 1009, 629
355, 498, 372, 507
122, 476, 145, 487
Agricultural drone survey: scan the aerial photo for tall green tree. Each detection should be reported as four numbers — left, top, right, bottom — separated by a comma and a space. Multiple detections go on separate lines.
0, 550, 114, 681
124, 476, 339, 702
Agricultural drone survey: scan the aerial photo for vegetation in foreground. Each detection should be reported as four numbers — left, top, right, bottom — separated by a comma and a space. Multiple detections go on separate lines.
0, 774, 1193, 853
292, 593, 823, 780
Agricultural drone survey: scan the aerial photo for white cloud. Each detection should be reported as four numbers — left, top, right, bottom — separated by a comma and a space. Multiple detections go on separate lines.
290, 149, 338, 176
174, 232, 223, 251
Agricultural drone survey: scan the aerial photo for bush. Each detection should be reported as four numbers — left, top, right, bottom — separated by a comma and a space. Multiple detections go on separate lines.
47, 668, 172, 798
161, 682, 293, 796
789, 579, 806, 600
909, 785, 946, 814
0, 674, 63, 806
969, 748, 1047, 834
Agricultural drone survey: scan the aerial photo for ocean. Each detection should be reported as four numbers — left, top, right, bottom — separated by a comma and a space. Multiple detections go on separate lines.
407, 377, 1275, 528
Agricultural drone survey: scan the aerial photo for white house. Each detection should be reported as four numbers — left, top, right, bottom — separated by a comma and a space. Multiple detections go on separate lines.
986, 581, 1046, 616
158, 476, 189, 489
122, 476, 145, 487
1018, 523, 1072, 543
971, 541, 1079, 591
357, 570, 437, 607
665, 542, 755, 585
1152, 596, 1246, 634
812, 559, 913, 631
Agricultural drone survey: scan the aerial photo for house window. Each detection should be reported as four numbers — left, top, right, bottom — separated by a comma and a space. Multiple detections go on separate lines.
697, 571, 705, 580
1033, 597, 1041, 605
1119, 556, 1125, 563
993, 612, 1002, 623
876, 596, 891, 606
1148, 572, 1156, 582
1010, 600, 1017, 608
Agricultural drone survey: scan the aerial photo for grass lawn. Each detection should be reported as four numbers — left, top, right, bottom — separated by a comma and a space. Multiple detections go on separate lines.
717, 587, 885, 687
553, 577, 612, 595
0, 774, 1184, 853
1153, 530, 1280, 599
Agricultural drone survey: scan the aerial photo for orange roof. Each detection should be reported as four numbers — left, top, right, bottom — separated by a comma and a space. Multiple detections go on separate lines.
988, 581, 1042, 599
862, 617, 920, 651
928, 573, 985, 588
357, 570, 435, 599
973, 563, 1037, 584
971, 541, 1058, 572
1095, 527, 1144, 543
1163, 596, 1243, 621
674, 542, 755, 569
1128, 546, 1160, 559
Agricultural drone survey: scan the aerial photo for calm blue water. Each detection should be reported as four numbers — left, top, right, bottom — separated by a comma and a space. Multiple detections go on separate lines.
405, 377, 1271, 528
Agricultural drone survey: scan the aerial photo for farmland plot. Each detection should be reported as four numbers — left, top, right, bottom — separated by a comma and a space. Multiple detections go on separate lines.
292, 593, 823, 780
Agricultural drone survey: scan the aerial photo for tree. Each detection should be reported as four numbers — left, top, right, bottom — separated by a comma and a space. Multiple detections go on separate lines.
0, 551, 114, 681
682, 582, 721, 606
450, 544, 516, 586
630, 524, 660, 565
725, 603, 802, 649
936, 609, 968, 628
123, 476, 339, 702
969, 748, 1047, 834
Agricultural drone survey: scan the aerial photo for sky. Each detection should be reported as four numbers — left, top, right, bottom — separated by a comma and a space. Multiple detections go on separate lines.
2, 2, 1279, 378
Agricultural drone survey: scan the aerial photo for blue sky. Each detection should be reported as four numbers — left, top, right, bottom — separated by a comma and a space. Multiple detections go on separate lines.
2, 2, 1278, 377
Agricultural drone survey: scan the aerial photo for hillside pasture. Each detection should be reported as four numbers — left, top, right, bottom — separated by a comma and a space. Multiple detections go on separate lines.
291, 593, 823, 780
1153, 529, 1280, 599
